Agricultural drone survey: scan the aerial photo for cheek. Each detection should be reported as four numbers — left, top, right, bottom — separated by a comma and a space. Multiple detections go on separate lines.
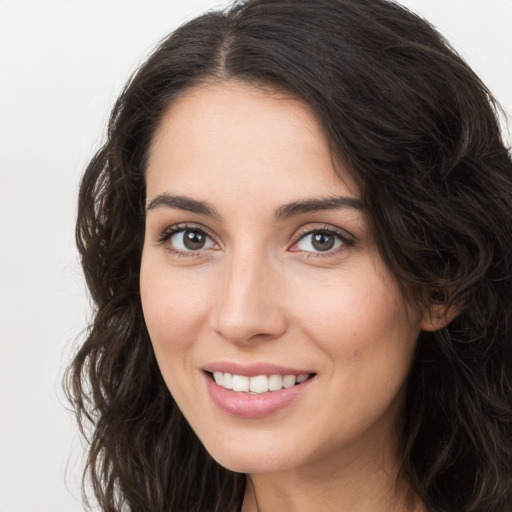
292, 276, 420, 442
291, 266, 421, 372
139, 256, 215, 417
140, 256, 210, 357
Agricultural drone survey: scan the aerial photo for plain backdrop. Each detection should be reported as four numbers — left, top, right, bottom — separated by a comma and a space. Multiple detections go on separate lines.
0, 1, 510, 510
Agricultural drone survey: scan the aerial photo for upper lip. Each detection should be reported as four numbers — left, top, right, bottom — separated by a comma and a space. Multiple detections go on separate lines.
201, 361, 314, 377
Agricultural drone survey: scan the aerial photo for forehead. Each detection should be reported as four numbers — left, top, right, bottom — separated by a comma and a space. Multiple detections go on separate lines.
146, 81, 358, 204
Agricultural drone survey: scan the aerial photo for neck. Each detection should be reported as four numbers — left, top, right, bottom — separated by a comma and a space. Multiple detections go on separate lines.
241, 440, 425, 512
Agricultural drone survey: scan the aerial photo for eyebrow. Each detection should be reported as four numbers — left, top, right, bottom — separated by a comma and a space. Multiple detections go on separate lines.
146, 193, 219, 217
145, 193, 362, 220
274, 196, 362, 221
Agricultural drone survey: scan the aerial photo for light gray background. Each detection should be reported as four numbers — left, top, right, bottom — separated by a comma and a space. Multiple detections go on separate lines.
0, 1, 510, 510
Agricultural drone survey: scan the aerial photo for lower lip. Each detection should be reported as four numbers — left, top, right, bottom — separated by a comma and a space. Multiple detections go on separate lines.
204, 372, 315, 418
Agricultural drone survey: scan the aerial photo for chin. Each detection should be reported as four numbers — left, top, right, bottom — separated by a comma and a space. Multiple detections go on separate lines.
212, 454, 295, 475
202, 434, 302, 474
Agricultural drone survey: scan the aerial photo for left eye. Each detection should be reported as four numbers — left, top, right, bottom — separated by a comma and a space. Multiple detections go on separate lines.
294, 231, 345, 253
169, 229, 216, 251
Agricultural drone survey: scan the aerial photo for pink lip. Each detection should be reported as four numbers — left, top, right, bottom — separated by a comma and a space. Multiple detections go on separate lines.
202, 368, 316, 419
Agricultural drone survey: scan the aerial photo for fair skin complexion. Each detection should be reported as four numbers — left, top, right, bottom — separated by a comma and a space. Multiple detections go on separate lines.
140, 81, 441, 511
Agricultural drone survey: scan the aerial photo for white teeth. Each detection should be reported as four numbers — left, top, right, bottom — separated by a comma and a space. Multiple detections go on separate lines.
282, 375, 296, 388
212, 372, 311, 393
268, 374, 283, 391
232, 375, 249, 392
223, 372, 233, 390
249, 375, 269, 393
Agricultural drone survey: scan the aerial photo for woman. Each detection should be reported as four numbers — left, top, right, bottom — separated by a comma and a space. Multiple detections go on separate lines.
67, 0, 512, 510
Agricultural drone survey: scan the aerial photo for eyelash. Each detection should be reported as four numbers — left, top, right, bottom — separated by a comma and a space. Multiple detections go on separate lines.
157, 223, 218, 257
157, 223, 354, 258
290, 225, 354, 257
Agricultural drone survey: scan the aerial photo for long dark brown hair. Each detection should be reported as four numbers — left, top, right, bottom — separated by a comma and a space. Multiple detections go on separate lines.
66, 1, 512, 510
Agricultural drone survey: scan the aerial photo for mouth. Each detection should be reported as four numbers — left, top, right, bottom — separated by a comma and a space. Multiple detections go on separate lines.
203, 367, 317, 418
207, 371, 315, 394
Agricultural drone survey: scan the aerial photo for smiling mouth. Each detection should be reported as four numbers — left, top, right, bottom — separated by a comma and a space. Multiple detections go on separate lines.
208, 371, 315, 394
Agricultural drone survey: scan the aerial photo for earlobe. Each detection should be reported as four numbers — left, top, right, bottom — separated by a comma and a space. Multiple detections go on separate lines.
420, 302, 461, 332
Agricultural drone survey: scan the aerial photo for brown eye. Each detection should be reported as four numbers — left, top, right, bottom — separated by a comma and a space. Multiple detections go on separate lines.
167, 229, 216, 252
183, 230, 207, 250
294, 229, 347, 254
311, 232, 335, 251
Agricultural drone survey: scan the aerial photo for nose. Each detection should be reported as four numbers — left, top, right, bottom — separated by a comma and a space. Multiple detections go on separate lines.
210, 251, 288, 345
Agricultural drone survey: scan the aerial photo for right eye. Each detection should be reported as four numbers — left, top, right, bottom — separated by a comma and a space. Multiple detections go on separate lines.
159, 226, 217, 254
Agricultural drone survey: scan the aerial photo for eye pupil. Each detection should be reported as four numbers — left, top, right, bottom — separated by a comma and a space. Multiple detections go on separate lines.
183, 230, 205, 250
312, 232, 334, 251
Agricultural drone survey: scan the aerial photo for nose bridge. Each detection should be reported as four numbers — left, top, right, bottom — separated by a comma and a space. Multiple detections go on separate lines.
212, 244, 286, 344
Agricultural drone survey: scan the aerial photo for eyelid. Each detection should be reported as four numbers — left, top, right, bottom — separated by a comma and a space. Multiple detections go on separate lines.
155, 222, 354, 257
289, 224, 354, 254
157, 222, 213, 240
156, 223, 220, 254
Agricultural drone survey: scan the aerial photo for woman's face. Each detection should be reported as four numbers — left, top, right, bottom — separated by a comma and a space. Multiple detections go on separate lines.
140, 81, 427, 476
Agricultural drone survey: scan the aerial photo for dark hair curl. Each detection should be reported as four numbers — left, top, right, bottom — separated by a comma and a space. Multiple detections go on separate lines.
66, 0, 512, 511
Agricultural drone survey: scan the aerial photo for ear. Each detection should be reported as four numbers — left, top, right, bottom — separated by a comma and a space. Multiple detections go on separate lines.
419, 300, 461, 332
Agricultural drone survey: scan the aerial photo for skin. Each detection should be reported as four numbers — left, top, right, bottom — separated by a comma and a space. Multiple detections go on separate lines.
140, 81, 436, 511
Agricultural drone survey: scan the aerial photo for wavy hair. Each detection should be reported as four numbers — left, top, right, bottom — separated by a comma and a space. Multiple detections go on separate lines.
66, 0, 512, 510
